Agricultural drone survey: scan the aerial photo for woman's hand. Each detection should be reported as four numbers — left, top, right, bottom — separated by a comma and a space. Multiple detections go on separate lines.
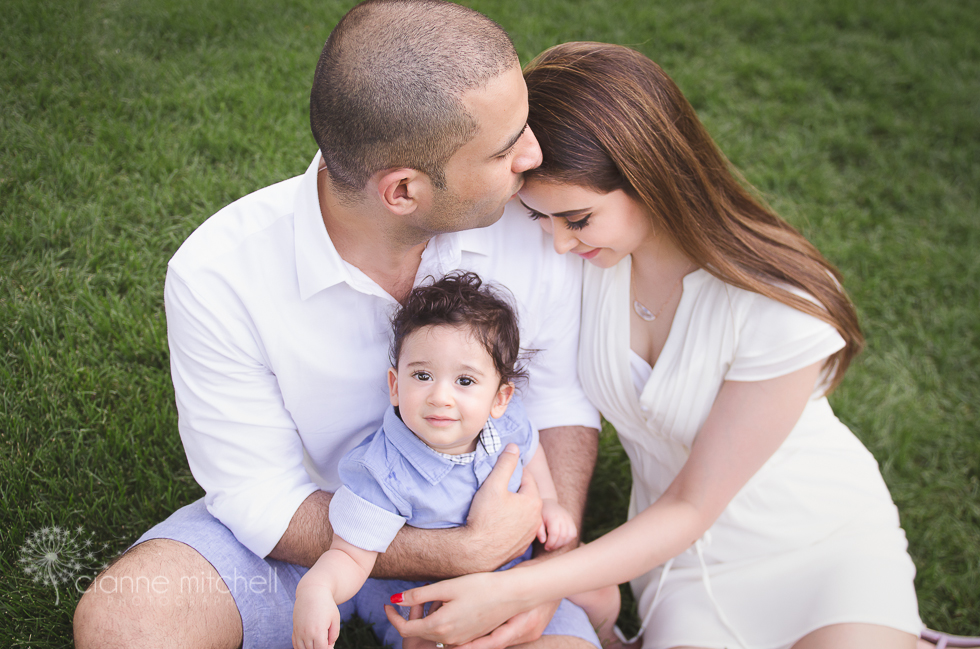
401, 604, 455, 649
385, 571, 529, 648
456, 601, 561, 649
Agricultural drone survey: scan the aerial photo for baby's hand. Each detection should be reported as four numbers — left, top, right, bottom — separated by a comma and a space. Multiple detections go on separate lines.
293, 576, 341, 649
537, 498, 578, 551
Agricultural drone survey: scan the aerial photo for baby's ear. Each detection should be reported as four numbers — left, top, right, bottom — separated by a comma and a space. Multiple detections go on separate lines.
387, 367, 399, 407
490, 382, 515, 419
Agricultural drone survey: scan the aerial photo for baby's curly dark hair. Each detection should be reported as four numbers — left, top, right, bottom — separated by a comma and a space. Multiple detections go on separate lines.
390, 271, 529, 386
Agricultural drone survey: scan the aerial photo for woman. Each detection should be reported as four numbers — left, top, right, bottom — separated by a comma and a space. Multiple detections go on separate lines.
387, 42, 921, 649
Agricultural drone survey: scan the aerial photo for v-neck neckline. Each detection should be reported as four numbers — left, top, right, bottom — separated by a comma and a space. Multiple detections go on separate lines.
626, 256, 706, 378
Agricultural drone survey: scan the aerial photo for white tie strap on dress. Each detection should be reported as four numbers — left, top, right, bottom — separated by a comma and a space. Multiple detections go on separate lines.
614, 532, 752, 649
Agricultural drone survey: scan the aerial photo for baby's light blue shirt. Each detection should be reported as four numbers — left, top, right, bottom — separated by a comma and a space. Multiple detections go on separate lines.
329, 396, 538, 553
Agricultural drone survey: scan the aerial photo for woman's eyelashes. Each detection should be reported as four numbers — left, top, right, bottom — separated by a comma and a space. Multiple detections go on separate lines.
522, 205, 592, 231
523, 204, 546, 221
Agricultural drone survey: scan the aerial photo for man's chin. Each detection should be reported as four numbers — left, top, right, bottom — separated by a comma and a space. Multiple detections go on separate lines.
471, 204, 509, 230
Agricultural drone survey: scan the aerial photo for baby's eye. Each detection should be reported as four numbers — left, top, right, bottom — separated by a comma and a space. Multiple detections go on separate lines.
456, 376, 475, 387
564, 214, 592, 231
413, 371, 432, 381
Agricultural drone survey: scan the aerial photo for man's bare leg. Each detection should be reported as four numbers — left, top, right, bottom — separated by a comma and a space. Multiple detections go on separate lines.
74, 539, 243, 649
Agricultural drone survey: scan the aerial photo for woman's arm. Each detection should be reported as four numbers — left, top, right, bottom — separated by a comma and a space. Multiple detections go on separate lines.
386, 360, 824, 647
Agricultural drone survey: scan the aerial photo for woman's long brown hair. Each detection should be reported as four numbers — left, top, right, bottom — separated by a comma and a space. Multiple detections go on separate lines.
524, 42, 862, 391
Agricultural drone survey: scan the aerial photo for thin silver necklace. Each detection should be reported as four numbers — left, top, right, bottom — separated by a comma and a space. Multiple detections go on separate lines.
632, 265, 692, 322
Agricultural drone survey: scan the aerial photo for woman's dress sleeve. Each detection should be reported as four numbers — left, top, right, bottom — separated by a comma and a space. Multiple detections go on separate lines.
725, 291, 846, 384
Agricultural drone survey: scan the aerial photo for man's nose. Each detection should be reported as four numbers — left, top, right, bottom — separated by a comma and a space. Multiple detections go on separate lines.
512, 126, 543, 173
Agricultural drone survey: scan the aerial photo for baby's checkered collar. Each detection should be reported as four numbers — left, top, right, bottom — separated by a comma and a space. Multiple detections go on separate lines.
434, 417, 502, 464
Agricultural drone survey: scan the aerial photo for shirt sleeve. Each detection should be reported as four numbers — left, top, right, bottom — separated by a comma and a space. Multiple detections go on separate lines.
520, 254, 602, 432
725, 291, 846, 383
329, 448, 408, 553
504, 395, 540, 463
165, 267, 318, 558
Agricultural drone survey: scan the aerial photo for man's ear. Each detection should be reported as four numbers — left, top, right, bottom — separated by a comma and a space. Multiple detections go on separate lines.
387, 367, 399, 407
375, 168, 432, 216
489, 382, 515, 419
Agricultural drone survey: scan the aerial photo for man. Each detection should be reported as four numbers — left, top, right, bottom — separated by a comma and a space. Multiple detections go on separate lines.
73, 2, 600, 648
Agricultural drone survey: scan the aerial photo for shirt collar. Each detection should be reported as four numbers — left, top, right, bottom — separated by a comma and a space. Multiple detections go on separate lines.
294, 152, 481, 301
455, 221, 494, 258
434, 417, 502, 464
454, 197, 528, 257
381, 406, 498, 484
294, 152, 351, 301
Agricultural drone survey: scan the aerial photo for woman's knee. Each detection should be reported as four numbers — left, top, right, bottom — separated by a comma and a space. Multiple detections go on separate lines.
792, 623, 917, 649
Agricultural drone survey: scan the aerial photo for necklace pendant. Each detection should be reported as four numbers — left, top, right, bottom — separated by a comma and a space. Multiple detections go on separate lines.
633, 299, 657, 321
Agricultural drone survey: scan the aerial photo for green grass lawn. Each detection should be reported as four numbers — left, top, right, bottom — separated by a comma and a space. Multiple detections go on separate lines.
2, 0, 977, 646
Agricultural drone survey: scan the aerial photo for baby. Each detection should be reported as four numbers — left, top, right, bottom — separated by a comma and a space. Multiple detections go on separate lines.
292, 271, 619, 649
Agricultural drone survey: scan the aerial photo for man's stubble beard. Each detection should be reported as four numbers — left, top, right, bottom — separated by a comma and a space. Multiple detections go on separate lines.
426, 186, 486, 234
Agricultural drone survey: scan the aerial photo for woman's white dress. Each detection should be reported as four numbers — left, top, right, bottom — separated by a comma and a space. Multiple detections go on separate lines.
579, 259, 921, 649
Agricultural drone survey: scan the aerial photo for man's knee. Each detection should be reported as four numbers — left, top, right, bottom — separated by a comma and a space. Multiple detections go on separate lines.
73, 539, 242, 649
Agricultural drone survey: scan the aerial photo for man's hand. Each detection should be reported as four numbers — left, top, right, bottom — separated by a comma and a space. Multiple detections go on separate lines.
376, 443, 543, 580
464, 444, 543, 570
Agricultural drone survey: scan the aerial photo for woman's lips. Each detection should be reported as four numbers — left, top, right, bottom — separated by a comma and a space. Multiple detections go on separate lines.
577, 248, 600, 260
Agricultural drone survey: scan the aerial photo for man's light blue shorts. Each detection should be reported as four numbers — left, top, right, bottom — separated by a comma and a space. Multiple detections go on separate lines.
135, 498, 601, 649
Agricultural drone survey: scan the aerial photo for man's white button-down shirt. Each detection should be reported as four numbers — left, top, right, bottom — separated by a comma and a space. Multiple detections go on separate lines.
165, 153, 599, 558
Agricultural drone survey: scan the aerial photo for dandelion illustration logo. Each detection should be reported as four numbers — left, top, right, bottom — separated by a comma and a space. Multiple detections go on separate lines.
18, 525, 110, 606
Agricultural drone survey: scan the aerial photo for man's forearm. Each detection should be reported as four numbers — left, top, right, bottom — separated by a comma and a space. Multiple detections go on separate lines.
537, 425, 599, 538
267, 490, 477, 579
268, 425, 598, 576
380, 427, 600, 578
375, 524, 484, 580
269, 491, 534, 582
267, 490, 335, 567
